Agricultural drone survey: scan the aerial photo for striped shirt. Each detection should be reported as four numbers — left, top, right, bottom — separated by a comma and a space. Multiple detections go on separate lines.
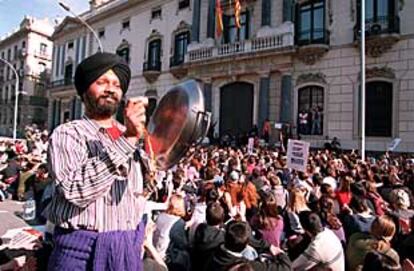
47, 116, 146, 232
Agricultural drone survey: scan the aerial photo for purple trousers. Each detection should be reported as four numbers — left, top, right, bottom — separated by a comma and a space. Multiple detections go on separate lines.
48, 220, 146, 271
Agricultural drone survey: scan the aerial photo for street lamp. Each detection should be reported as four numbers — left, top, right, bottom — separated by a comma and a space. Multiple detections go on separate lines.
0, 57, 20, 141
58, 1, 103, 53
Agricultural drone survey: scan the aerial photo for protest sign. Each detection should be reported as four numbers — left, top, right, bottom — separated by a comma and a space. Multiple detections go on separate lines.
287, 139, 310, 172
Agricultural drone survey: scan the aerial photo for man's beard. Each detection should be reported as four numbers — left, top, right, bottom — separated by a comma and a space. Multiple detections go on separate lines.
84, 92, 120, 118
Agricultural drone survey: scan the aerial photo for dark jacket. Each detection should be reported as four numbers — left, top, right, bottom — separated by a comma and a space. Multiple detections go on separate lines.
192, 223, 271, 270
204, 245, 292, 271
343, 213, 376, 239
165, 219, 191, 271
192, 224, 225, 271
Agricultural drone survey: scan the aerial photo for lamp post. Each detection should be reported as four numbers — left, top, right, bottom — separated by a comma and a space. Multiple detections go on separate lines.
0, 57, 20, 141
58, 1, 103, 53
360, 0, 366, 161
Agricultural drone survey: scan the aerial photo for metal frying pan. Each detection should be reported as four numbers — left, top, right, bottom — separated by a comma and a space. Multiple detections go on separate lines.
146, 79, 211, 170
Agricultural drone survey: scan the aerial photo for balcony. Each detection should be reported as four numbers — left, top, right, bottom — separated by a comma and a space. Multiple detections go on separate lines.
186, 32, 294, 64
142, 61, 161, 83
354, 15, 400, 57
49, 78, 73, 90
295, 29, 330, 65
169, 55, 187, 79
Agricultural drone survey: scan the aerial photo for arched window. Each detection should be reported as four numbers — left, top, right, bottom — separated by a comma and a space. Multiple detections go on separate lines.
366, 81, 392, 137
298, 85, 324, 135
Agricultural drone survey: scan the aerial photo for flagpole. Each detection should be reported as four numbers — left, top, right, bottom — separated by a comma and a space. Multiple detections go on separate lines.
361, 0, 366, 161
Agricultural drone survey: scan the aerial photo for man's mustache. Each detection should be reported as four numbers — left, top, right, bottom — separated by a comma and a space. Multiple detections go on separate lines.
99, 94, 119, 102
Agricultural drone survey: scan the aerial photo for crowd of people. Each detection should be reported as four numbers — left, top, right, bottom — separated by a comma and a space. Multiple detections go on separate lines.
1, 129, 414, 270
0, 124, 50, 208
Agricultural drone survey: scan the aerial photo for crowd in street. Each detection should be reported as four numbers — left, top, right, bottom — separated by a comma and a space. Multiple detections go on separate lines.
0, 126, 414, 271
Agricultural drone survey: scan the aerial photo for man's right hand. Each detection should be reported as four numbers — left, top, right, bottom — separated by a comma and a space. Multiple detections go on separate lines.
123, 97, 148, 145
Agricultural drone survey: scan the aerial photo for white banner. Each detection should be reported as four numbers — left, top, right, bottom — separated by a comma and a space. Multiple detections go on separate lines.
287, 139, 310, 172
388, 138, 401, 151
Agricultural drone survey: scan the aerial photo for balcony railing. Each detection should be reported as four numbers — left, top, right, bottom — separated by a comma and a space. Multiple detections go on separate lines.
170, 55, 185, 67
295, 28, 330, 46
49, 78, 73, 88
354, 15, 400, 39
187, 32, 294, 63
143, 61, 161, 72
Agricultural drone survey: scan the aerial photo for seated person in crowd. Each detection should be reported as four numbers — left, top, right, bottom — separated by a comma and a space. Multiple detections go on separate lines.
205, 220, 291, 271
292, 211, 345, 271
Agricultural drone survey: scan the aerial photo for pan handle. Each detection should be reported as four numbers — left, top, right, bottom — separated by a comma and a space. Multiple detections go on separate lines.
189, 111, 211, 147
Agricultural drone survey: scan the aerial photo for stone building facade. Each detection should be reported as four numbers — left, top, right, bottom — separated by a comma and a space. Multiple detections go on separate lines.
49, 0, 414, 152
186, 0, 414, 152
0, 17, 53, 137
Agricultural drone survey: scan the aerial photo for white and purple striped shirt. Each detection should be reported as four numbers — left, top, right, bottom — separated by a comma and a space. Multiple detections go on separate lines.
47, 116, 146, 232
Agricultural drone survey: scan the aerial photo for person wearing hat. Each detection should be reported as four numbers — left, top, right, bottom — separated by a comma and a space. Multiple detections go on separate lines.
47, 52, 149, 271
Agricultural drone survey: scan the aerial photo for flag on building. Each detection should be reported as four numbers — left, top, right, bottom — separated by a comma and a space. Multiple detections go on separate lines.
216, 0, 224, 37
234, 0, 241, 28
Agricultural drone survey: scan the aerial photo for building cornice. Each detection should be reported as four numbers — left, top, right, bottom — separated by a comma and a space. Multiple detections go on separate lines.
51, 17, 83, 41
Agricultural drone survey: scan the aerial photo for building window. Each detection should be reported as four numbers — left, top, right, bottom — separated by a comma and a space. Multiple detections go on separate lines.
171, 31, 189, 66
68, 41, 74, 49
1, 51, 4, 59
296, 0, 327, 45
64, 64, 73, 85
98, 29, 105, 38
145, 39, 161, 71
151, 8, 162, 20
7, 49, 11, 61
147, 97, 157, 120
22, 41, 26, 48
366, 81, 392, 137
122, 19, 130, 30
63, 111, 70, 123
5, 85, 8, 103
223, 12, 249, 44
356, 0, 399, 37
117, 47, 130, 64
12, 64, 16, 79
40, 43, 47, 54
298, 85, 324, 135
14, 45, 18, 60
178, 0, 190, 10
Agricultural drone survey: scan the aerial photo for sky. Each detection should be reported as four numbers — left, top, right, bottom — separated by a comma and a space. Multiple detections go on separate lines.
0, 0, 89, 38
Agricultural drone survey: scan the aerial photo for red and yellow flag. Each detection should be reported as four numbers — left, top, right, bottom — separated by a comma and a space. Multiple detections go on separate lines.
234, 0, 241, 28
216, 0, 224, 37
